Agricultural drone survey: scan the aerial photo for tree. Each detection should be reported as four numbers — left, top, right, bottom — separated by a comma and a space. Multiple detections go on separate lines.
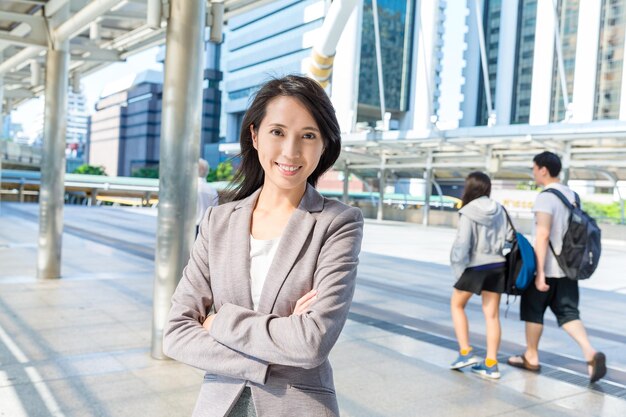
132, 167, 159, 178
73, 164, 107, 176
206, 161, 234, 182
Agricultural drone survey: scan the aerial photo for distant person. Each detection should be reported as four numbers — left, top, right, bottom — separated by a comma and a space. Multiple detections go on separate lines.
450, 171, 513, 379
196, 158, 219, 237
508, 151, 606, 383
163, 75, 363, 416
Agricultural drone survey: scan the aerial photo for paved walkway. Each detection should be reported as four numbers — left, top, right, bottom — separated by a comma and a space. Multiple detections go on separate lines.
1, 202, 625, 417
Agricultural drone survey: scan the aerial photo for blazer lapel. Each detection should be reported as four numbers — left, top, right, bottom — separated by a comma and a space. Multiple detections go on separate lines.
226, 190, 261, 310
257, 185, 324, 314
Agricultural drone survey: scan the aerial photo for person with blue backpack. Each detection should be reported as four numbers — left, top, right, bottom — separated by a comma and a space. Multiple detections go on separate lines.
507, 151, 606, 383
449, 172, 514, 379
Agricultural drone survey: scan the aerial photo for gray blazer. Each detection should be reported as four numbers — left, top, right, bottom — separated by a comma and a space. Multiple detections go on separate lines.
163, 184, 364, 417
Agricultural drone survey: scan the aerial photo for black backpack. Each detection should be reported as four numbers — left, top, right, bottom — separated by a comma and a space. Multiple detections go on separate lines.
542, 188, 601, 280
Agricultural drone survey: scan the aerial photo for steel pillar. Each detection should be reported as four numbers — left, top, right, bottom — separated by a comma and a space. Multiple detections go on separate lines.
37, 5, 69, 280
152, 0, 206, 359
377, 155, 386, 221
423, 152, 433, 226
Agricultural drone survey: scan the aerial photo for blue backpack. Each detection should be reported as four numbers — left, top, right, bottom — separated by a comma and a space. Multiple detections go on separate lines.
502, 208, 536, 295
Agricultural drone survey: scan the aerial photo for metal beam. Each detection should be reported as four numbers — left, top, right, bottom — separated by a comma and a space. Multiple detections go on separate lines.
152, 0, 206, 360
54, 0, 127, 46
0, 31, 47, 47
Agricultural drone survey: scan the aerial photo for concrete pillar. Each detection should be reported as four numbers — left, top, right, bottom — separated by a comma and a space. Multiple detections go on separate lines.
37, 4, 69, 280
529, 0, 556, 125
571, 0, 601, 122
152, 0, 207, 359
331, 0, 363, 133
461, 0, 483, 127
495, 0, 519, 125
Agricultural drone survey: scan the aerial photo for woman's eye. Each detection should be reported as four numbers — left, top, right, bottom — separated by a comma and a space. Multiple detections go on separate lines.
303, 133, 316, 140
270, 129, 283, 136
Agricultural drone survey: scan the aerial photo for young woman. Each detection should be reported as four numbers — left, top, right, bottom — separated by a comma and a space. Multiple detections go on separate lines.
449, 171, 512, 379
163, 75, 364, 417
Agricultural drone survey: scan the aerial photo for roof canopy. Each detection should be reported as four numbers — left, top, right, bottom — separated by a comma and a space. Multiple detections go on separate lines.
0, 0, 274, 108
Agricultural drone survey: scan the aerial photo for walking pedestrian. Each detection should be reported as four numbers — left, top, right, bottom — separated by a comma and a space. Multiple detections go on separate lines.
450, 171, 513, 379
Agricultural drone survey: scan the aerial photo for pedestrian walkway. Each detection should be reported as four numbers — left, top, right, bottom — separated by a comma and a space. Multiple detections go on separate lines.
1, 203, 625, 417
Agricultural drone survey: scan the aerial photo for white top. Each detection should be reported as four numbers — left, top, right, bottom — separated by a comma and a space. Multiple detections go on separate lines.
196, 179, 219, 225
249, 235, 281, 311
533, 182, 577, 278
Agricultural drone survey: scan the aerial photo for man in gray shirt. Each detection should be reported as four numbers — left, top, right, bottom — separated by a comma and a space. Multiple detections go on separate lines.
507, 151, 606, 383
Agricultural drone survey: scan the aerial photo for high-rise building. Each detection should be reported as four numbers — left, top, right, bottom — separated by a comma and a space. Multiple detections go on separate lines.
88, 70, 164, 177
218, 0, 445, 136
463, 0, 626, 126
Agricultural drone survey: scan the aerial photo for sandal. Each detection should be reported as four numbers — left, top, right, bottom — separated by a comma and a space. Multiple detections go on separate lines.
588, 352, 607, 383
507, 354, 541, 372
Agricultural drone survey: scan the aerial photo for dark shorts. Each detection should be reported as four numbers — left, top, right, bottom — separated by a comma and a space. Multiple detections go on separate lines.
454, 265, 506, 295
520, 277, 580, 326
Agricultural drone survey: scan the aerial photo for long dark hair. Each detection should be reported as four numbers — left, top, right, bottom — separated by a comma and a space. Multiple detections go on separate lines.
225, 75, 341, 202
461, 171, 492, 207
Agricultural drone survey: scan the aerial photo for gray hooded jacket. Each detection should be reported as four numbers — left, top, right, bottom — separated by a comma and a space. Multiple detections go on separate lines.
450, 196, 513, 279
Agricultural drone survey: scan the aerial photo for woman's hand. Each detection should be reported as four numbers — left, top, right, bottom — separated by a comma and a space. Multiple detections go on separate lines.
203, 314, 215, 331
291, 289, 318, 316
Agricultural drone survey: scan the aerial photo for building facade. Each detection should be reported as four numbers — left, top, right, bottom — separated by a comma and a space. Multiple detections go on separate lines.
463, 0, 626, 126
88, 52, 222, 177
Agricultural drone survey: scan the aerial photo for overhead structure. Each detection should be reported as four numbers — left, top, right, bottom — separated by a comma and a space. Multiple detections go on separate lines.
0, 0, 277, 111
306, 0, 359, 87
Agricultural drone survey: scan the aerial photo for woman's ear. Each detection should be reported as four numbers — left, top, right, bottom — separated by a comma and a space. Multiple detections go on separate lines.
250, 124, 258, 150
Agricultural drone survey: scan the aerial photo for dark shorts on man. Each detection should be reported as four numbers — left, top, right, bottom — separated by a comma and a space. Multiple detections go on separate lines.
520, 277, 580, 326
454, 264, 506, 295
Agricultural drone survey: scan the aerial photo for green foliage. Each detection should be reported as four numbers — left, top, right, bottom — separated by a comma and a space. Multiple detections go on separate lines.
132, 167, 159, 178
206, 161, 234, 182
515, 181, 538, 191
582, 201, 623, 224
73, 164, 107, 176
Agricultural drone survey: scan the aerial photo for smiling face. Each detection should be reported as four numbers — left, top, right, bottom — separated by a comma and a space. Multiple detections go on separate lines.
251, 95, 325, 195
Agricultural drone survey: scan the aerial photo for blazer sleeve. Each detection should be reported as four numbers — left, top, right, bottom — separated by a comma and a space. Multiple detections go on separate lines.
209, 206, 364, 369
162, 207, 270, 384
450, 214, 473, 279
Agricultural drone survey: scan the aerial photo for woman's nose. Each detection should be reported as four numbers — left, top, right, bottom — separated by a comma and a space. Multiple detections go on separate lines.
282, 135, 301, 159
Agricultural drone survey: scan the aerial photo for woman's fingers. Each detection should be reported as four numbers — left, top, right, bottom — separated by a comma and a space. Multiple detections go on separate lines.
292, 289, 318, 315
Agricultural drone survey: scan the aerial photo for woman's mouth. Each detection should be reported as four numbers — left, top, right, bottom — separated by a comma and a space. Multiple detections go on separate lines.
275, 162, 302, 176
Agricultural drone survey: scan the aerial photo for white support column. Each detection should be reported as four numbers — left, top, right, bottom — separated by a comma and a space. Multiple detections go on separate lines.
412, 0, 440, 131
571, 0, 601, 123
152, 0, 207, 359
377, 154, 385, 221
529, 0, 556, 125
619, 22, 626, 120
331, 0, 363, 133
423, 151, 433, 226
461, 0, 482, 127
37, 4, 70, 280
495, 0, 519, 125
